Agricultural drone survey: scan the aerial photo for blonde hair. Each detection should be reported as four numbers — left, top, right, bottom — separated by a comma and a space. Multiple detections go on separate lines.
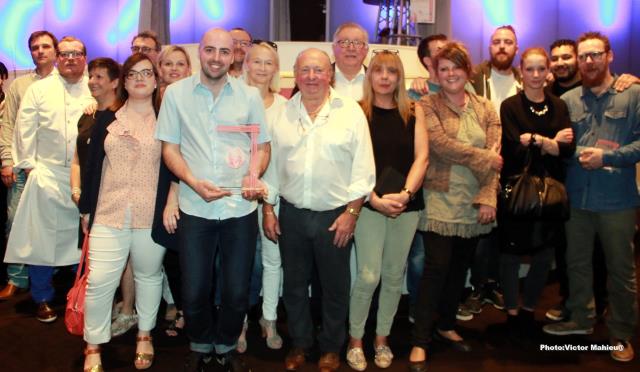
158, 45, 192, 69
243, 42, 281, 93
360, 51, 411, 125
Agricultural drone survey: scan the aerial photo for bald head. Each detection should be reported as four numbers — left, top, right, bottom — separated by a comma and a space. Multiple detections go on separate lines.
294, 48, 333, 99
199, 28, 234, 84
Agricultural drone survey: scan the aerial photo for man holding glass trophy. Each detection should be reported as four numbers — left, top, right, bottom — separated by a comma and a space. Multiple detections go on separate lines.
156, 27, 269, 372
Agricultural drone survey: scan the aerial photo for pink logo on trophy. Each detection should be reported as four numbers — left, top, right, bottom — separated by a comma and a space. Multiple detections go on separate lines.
217, 124, 261, 193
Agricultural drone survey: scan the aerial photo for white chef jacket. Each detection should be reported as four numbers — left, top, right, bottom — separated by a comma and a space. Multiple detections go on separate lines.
4, 74, 94, 266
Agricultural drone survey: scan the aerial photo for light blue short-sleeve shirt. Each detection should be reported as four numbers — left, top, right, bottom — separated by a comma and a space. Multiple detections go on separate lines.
155, 73, 270, 220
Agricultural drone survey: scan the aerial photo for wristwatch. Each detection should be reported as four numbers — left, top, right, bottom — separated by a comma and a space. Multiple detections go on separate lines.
402, 187, 415, 200
347, 207, 360, 217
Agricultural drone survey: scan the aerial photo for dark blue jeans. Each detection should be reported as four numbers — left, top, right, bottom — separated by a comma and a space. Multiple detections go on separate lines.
406, 232, 425, 305
279, 199, 351, 354
179, 210, 257, 354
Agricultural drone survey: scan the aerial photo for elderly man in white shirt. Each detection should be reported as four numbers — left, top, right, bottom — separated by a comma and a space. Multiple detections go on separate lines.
3, 36, 94, 323
262, 48, 375, 372
332, 22, 369, 101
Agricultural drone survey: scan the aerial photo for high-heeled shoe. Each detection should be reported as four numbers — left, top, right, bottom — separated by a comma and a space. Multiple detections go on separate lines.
259, 317, 283, 349
134, 335, 154, 370
84, 347, 104, 372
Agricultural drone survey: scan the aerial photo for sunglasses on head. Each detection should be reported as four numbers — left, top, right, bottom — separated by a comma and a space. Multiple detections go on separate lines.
252, 39, 278, 51
372, 49, 399, 55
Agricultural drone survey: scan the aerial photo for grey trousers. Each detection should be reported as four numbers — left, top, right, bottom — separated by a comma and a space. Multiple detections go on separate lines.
565, 207, 638, 340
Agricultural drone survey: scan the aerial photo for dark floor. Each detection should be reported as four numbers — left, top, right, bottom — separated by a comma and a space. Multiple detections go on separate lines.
0, 265, 639, 372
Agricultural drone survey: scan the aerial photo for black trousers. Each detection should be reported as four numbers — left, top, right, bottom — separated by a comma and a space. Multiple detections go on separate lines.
278, 199, 351, 353
411, 231, 477, 349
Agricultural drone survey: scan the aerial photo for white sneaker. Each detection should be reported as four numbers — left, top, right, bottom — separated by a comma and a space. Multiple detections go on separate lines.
346, 347, 367, 371
374, 344, 393, 369
111, 312, 138, 337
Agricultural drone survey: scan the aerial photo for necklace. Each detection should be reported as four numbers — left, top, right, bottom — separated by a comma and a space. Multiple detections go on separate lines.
529, 104, 548, 116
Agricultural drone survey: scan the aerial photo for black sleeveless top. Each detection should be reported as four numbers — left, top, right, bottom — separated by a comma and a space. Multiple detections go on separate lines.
367, 106, 424, 212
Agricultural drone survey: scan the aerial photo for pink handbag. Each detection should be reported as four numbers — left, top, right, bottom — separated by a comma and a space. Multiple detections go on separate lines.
65, 235, 90, 336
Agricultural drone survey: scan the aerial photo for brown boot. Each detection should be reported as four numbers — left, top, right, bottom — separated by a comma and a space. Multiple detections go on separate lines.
0, 283, 27, 300
318, 352, 340, 372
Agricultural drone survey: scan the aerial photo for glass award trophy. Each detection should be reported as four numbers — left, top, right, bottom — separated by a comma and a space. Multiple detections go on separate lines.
215, 124, 262, 194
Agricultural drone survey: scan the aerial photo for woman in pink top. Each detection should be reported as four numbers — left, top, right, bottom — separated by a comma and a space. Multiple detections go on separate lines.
79, 53, 164, 372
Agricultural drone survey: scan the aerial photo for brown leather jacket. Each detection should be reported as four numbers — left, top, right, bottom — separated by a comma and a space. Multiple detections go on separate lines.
418, 91, 501, 208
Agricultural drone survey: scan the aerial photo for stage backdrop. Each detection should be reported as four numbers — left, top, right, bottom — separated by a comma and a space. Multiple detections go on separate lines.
0, 0, 638, 76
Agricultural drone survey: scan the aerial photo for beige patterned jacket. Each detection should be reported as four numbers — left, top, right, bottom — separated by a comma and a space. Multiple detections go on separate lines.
418, 91, 501, 208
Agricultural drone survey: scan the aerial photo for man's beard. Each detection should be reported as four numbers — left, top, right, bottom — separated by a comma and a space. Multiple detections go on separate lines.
580, 65, 607, 87
554, 65, 578, 83
490, 52, 515, 71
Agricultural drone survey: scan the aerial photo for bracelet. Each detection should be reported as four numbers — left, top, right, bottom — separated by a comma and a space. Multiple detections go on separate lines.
71, 187, 81, 196
347, 207, 360, 217
263, 211, 274, 215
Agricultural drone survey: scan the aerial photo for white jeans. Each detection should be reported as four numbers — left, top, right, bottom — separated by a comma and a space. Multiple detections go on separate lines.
83, 224, 165, 344
258, 202, 283, 321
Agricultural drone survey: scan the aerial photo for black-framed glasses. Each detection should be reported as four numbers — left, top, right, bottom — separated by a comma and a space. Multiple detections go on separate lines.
59, 50, 84, 59
335, 39, 367, 49
372, 49, 399, 55
577, 51, 606, 62
233, 39, 252, 48
126, 69, 155, 80
252, 39, 278, 51
131, 46, 154, 54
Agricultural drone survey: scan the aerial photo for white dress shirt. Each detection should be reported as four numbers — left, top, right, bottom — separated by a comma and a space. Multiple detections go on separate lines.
333, 65, 366, 102
264, 88, 375, 211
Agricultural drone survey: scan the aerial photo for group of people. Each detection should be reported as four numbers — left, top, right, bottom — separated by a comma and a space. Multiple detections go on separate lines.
0, 20, 638, 372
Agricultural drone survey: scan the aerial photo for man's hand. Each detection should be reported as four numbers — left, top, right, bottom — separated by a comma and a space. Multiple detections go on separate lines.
578, 147, 604, 170
83, 102, 98, 116
546, 72, 555, 84
1, 166, 15, 187
192, 179, 232, 202
328, 211, 357, 248
410, 77, 430, 95
477, 205, 496, 224
241, 176, 268, 201
554, 128, 574, 144
163, 203, 180, 234
613, 73, 640, 92
262, 208, 281, 243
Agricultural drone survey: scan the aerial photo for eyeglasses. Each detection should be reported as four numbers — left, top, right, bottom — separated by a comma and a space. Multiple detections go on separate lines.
233, 39, 252, 48
59, 50, 84, 59
577, 51, 606, 62
126, 69, 155, 80
252, 39, 278, 51
372, 49, 399, 55
335, 39, 367, 49
131, 46, 155, 54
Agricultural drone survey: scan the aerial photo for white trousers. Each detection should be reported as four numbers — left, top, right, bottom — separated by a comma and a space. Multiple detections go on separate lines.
83, 224, 165, 344
258, 202, 283, 321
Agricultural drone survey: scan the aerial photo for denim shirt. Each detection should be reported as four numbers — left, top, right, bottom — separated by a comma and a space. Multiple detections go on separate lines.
562, 78, 640, 211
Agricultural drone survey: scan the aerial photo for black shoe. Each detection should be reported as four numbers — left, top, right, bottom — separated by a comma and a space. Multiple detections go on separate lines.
184, 351, 211, 372
217, 351, 251, 372
433, 331, 472, 352
408, 360, 428, 372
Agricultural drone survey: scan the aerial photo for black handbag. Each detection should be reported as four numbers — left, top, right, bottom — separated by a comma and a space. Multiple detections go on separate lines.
500, 144, 569, 221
